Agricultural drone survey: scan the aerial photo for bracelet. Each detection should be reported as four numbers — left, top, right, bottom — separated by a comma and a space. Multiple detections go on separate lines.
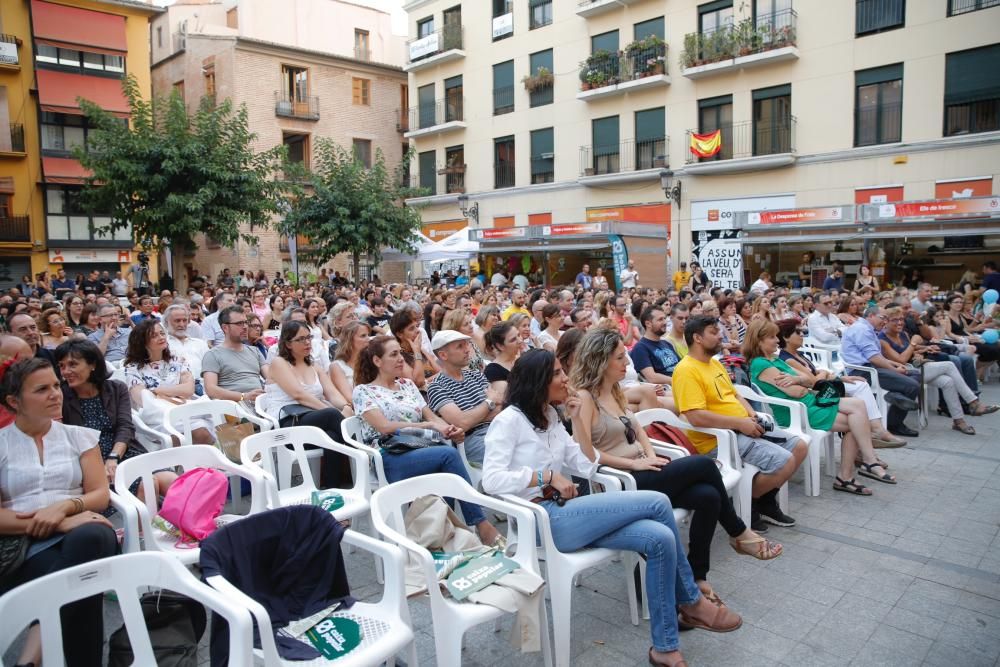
537, 470, 544, 488
70, 497, 84, 515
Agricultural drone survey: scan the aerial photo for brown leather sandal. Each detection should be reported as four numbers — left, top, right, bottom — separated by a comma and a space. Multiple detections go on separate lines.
649, 648, 689, 667
678, 601, 743, 633
730, 534, 783, 560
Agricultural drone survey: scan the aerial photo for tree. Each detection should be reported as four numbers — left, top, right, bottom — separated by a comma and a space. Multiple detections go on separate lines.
282, 139, 424, 279
74, 75, 289, 270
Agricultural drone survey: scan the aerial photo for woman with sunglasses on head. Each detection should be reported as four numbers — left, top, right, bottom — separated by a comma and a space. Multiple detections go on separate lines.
483, 349, 742, 667
569, 328, 780, 605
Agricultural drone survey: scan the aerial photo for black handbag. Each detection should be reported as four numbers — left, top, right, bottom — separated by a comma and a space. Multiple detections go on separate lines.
279, 404, 314, 425
0, 534, 30, 589
378, 432, 446, 455
813, 379, 845, 407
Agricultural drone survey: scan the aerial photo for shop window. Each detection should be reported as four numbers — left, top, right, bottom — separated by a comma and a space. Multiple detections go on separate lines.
417, 83, 435, 129
591, 116, 620, 175
493, 60, 514, 115
444, 75, 464, 122
698, 95, 733, 161
352, 139, 371, 168
948, 0, 1000, 15
856, 0, 905, 35
528, 49, 553, 108
944, 44, 1000, 136
855, 64, 902, 146
635, 107, 666, 170
529, 0, 552, 30
530, 128, 554, 184
444, 145, 465, 193
418, 150, 436, 194
494, 136, 515, 189
753, 84, 792, 155
352, 77, 370, 106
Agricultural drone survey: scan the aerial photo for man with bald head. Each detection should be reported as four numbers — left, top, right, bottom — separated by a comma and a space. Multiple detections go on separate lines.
0, 334, 35, 427
500, 289, 529, 321
530, 299, 549, 337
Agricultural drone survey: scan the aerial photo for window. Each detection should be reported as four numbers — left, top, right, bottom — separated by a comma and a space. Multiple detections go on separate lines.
530, 0, 552, 30
493, 60, 514, 115
283, 132, 309, 169
855, 0, 905, 36
493, 0, 513, 41
282, 65, 309, 102
417, 83, 436, 129
699, 0, 734, 35
591, 116, 620, 174
443, 6, 463, 50
589, 31, 619, 85
204, 69, 216, 99
444, 75, 463, 122
173, 80, 185, 102
634, 17, 665, 40
528, 49, 553, 107
855, 64, 902, 146
591, 30, 619, 54
354, 29, 370, 60
419, 150, 436, 194
444, 145, 465, 193
416, 17, 435, 38
698, 95, 733, 160
40, 112, 87, 154
353, 139, 372, 168
634, 107, 666, 169
944, 44, 1000, 135
0, 194, 13, 219
494, 136, 515, 189
530, 128, 554, 184
45, 186, 128, 243
352, 77, 371, 105
157, 27, 163, 48
35, 45, 124, 75
949, 0, 1000, 15
752, 84, 792, 155
227, 8, 239, 28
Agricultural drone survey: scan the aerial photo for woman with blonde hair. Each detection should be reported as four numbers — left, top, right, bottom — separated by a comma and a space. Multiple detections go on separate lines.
508, 312, 537, 352
570, 328, 781, 604
330, 320, 371, 400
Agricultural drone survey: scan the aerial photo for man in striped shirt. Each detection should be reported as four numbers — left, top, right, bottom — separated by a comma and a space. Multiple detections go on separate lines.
426, 330, 503, 465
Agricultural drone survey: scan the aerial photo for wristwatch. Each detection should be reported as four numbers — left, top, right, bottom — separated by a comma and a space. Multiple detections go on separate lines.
107, 454, 120, 461
485, 398, 497, 411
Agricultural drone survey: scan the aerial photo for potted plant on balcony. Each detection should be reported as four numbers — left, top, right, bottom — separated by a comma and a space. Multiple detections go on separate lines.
681, 32, 703, 68
522, 66, 554, 93
734, 18, 758, 56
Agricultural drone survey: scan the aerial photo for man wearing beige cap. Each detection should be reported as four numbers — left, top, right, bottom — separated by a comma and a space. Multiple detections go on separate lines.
426, 330, 504, 465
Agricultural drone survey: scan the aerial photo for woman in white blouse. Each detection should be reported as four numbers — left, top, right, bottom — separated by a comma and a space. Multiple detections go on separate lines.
330, 321, 371, 401
0, 357, 118, 666
482, 349, 742, 667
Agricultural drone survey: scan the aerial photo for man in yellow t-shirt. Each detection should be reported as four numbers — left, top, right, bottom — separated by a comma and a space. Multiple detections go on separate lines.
672, 315, 807, 530
500, 289, 530, 321
672, 261, 692, 292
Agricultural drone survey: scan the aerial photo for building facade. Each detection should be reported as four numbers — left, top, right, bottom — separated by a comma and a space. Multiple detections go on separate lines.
402, 0, 1000, 291
151, 0, 408, 289
0, 0, 161, 291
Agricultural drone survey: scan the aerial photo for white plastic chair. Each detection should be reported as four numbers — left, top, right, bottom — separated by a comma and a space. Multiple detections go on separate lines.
206, 528, 418, 667
803, 337, 845, 373
799, 345, 834, 373
370, 473, 553, 667
109, 490, 141, 555
499, 470, 643, 667
0, 552, 254, 667
254, 393, 324, 487
842, 363, 890, 428
341, 415, 389, 491
132, 409, 173, 452
114, 444, 269, 566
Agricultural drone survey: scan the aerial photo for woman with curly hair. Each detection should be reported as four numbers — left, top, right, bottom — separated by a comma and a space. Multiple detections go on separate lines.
390, 306, 438, 389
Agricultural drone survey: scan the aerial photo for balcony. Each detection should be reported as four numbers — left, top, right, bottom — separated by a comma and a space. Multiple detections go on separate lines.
494, 163, 515, 190
395, 108, 409, 133
274, 92, 320, 121
354, 47, 372, 62
0, 34, 21, 67
576, 0, 646, 18
437, 163, 466, 194
579, 138, 668, 185
493, 86, 514, 115
404, 97, 466, 139
172, 30, 186, 53
0, 124, 25, 156
577, 40, 670, 101
948, 0, 1000, 15
404, 25, 464, 72
279, 234, 317, 253
854, 103, 902, 147
680, 8, 798, 79
0, 216, 30, 243
683, 118, 796, 175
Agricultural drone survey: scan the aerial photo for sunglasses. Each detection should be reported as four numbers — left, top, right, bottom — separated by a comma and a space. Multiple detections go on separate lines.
619, 415, 637, 444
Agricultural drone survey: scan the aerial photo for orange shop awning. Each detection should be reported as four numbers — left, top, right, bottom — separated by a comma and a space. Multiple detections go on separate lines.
36, 68, 129, 117
42, 156, 91, 184
31, 0, 127, 56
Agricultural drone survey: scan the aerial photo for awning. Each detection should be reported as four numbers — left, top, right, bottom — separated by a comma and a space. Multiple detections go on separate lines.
31, 0, 127, 56
37, 68, 129, 117
42, 156, 91, 184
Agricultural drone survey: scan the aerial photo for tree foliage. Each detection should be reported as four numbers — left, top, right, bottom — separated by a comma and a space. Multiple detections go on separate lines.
74, 75, 289, 254
282, 139, 424, 276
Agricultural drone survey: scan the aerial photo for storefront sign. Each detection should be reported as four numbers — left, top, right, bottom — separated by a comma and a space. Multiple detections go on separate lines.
750, 206, 846, 225
0, 42, 17, 66
423, 219, 467, 240
691, 230, 742, 290
492, 13, 513, 39
586, 203, 670, 226
935, 177, 992, 200
855, 186, 903, 204
49, 249, 131, 264
542, 223, 602, 236
610, 235, 628, 292
876, 197, 1000, 220
408, 33, 440, 60
479, 227, 526, 240
691, 195, 794, 231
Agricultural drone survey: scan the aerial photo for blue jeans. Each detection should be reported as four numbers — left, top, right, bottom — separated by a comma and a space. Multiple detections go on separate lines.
380, 446, 486, 525
461, 426, 487, 465
543, 490, 700, 652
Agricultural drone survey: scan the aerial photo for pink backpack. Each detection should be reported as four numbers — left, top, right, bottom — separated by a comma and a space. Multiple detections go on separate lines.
158, 468, 229, 543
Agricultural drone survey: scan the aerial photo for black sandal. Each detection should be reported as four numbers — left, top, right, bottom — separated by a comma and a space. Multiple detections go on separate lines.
833, 476, 872, 496
857, 462, 896, 484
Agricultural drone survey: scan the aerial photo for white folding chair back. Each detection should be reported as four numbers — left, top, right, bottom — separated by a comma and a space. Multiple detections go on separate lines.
252, 393, 323, 487
115, 444, 269, 565
370, 473, 552, 667
799, 346, 834, 373
341, 415, 389, 492
253, 393, 280, 430
0, 552, 254, 667
163, 399, 269, 447
803, 337, 845, 373
132, 409, 172, 452
206, 528, 417, 667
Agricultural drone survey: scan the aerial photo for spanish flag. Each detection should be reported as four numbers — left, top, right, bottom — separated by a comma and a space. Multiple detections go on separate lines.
689, 129, 722, 158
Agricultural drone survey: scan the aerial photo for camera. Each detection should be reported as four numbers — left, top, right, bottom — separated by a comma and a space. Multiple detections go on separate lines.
754, 413, 775, 433
137, 251, 150, 266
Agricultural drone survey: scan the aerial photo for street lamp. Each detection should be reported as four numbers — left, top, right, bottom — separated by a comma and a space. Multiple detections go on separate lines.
457, 193, 479, 225
660, 169, 682, 207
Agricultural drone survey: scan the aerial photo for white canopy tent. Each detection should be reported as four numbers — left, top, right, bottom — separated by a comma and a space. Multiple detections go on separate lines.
431, 227, 479, 257
380, 231, 470, 263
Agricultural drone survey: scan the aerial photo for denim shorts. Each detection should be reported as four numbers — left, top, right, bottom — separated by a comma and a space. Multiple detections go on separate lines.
735, 431, 800, 474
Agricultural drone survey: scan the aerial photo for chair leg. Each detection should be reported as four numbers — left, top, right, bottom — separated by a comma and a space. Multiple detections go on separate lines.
778, 482, 789, 513
404, 640, 419, 667
364, 514, 385, 585
805, 440, 821, 497
640, 558, 650, 620
624, 553, 639, 626
433, 627, 464, 667
538, 593, 554, 667
548, 574, 574, 667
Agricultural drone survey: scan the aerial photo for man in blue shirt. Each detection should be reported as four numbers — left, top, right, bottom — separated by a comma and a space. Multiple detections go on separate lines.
88, 303, 132, 362
982, 261, 1000, 292
822, 267, 845, 291
842, 305, 920, 438
50, 268, 76, 298
629, 306, 680, 385
575, 264, 592, 290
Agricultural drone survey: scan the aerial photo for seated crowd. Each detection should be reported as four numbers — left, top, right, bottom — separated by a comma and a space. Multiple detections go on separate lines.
0, 260, 998, 666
